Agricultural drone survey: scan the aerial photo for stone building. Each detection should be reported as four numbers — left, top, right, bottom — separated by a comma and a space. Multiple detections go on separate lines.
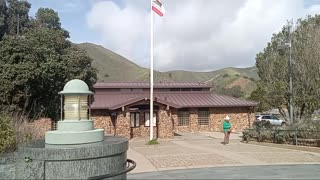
91, 82, 257, 139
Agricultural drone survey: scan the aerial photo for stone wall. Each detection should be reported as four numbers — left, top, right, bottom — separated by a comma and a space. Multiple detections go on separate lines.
190, 108, 198, 132
91, 106, 254, 139
115, 111, 131, 138
158, 107, 174, 139
92, 110, 115, 135
92, 109, 161, 139
172, 107, 253, 134
27, 118, 52, 140
209, 107, 254, 132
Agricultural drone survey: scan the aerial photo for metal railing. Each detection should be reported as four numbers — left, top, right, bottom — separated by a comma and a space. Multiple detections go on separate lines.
245, 128, 320, 146
51, 121, 57, 131
87, 159, 136, 180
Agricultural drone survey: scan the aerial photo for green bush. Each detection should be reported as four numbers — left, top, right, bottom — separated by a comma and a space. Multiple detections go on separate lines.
258, 130, 273, 142
242, 120, 320, 145
242, 128, 259, 142
242, 129, 250, 141
252, 120, 273, 130
147, 139, 159, 145
274, 130, 289, 144
243, 121, 274, 142
0, 114, 16, 154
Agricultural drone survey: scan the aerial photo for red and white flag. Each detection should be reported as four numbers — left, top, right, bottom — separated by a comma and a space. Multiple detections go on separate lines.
152, 0, 165, 17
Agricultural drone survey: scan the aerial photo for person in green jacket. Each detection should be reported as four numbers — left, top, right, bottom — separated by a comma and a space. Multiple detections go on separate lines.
223, 115, 231, 145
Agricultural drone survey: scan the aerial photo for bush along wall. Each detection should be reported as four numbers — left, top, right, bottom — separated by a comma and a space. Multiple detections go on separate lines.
0, 114, 16, 154
242, 121, 320, 147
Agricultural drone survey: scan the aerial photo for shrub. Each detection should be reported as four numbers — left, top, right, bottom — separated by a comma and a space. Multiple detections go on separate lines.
11, 114, 33, 145
0, 112, 35, 154
252, 120, 273, 130
243, 121, 274, 142
243, 120, 320, 145
0, 114, 16, 154
242, 128, 250, 141
147, 139, 159, 145
274, 129, 289, 144
242, 128, 259, 142
258, 130, 273, 142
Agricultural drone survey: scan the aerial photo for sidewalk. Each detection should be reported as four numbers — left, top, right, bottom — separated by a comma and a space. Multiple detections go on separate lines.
197, 131, 242, 139
128, 164, 320, 179
127, 132, 320, 174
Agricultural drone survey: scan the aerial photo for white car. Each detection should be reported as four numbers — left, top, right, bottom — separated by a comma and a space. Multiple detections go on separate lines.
255, 115, 287, 126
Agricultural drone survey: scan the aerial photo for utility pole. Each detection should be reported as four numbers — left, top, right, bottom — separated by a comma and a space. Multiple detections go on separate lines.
279, 21, 294, 124
288, 21, 293, 124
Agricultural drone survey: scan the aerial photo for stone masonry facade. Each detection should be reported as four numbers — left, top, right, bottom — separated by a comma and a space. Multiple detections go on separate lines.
19, 107, 254, 140
91, 106, 254, 139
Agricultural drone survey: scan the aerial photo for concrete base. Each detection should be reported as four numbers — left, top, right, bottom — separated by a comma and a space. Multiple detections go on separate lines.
45, 120, 104, 145
45, 129, 104, 145
0, 153, 16, 180
11, 136, 129, 179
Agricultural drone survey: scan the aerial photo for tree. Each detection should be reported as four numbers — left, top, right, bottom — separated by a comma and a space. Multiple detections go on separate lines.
0, 7, 97, 119
0, 0, 7, 39
35, 8, 61, 29
6, 0, 31, 35
251, 15, 320, 123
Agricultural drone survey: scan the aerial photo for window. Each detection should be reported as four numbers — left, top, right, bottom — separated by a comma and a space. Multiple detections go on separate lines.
198, 110, 209, 125
144, 112, 157, 127
262, 116, 271, 119
130, 112, 140, 127
170, 88, 180, 91
181, 88, 191, 91
191, 88, 202, 91
178, 110, 189, 126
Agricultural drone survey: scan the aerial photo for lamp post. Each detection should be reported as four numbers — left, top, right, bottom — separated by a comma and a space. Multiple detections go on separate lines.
45, 79, 104, 145
288, 24, 293, 125
279, 22, 293, 124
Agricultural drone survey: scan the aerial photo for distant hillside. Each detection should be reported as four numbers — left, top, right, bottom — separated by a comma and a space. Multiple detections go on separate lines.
77, 43, 258, 97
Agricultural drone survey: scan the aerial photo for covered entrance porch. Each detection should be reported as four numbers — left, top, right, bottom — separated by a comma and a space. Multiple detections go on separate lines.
92, 99, 175, 139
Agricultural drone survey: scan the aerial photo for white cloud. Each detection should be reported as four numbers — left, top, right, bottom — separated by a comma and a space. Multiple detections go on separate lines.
87, 0, 149, 64
86, 0, 320, 72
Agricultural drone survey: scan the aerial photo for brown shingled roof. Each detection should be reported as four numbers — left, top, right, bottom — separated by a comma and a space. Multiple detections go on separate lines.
94, 82, 213, 89
91, 92, 258, 110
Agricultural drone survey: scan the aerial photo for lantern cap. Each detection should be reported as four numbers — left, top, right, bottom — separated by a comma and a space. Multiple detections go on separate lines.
59, 79, 93, 95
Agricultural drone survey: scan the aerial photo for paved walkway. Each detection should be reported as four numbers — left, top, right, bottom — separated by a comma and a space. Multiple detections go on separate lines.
128, 132, 320, 174
128, 164, 320, 179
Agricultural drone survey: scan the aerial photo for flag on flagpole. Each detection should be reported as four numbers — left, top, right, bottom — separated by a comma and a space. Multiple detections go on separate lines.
152, 0, 165, 16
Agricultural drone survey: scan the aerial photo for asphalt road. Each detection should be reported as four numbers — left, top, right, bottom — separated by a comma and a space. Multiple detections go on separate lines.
128, 164, 320, 179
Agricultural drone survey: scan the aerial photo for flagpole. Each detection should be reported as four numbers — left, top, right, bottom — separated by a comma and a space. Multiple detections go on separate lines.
150, 0, 154, 141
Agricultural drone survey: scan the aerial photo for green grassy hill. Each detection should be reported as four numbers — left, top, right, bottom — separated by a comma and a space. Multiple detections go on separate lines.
77, 43, 258, 97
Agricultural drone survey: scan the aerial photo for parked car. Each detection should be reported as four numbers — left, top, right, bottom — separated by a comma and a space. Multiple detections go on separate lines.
255, 114, 287, 126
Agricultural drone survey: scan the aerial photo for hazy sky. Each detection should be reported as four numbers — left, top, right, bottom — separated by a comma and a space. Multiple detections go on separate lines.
28, 0, 320, 72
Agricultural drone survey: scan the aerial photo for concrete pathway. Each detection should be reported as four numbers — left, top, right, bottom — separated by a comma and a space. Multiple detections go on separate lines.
128, 164, 320, 179
127, 132, 320, 175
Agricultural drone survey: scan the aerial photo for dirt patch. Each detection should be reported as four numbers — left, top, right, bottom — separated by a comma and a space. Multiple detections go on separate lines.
225, 77, 251, 89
